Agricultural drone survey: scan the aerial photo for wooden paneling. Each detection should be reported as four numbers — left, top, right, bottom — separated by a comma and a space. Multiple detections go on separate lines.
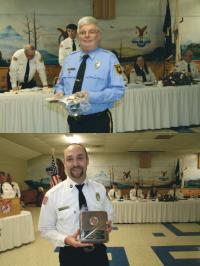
93, 0, 115, 19
139, 152, 151, 168
198, 153, 200, 169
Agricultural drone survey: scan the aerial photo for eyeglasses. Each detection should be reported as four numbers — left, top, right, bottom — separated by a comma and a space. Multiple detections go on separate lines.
79, 29, 99, 36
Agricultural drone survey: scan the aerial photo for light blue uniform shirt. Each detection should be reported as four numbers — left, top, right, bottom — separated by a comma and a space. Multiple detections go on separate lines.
55, 48, 125, 115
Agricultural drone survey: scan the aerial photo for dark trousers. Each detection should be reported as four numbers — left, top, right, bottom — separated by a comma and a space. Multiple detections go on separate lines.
67, 109, 113, 133
7, 71, 37, 90
59, 244, 109, 266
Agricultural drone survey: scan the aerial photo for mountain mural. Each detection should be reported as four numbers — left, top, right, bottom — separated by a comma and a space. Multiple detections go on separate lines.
0, 25, 58, 65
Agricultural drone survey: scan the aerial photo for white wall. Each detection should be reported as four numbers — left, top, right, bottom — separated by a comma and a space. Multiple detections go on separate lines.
0, 154, 27, 190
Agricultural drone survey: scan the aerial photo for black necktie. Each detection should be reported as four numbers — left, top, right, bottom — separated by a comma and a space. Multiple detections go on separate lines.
188, 64, 191, 73
113, 191, 116, 198
136, 189, 138, 197
72, 40, 76, 51
24, 59, 30, 84
75, 184, 87, 210
72, 54, 89, 94
141, 69, 147, 82
0, 184, 3, 194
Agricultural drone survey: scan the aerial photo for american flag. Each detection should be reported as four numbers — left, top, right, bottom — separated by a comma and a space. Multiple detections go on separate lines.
50, 156, 60, 187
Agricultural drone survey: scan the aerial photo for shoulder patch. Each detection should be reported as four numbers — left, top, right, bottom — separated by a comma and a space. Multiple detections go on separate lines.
13, 56, 18, 61
42, 196, 48, 205
114, 64, 123, 75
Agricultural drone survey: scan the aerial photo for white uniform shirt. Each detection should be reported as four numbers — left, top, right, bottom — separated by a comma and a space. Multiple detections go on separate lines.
175, 60, 200, 78
129, 66, 156, 83
11, 181, 21, 198
38, 177, 113, 247
58, 37, 79, 66
108, 188, 121, 200
129, 188, 144, 200
9, 48, 48, 88
1, 182, 16, 198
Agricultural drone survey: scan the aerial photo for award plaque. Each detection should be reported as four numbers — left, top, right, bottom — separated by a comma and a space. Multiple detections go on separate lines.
79, 211, 108, 243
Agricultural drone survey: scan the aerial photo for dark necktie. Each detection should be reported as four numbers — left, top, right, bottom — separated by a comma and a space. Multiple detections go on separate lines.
141, 69, 147, 82
136, 189, 138, 197
24, 59, 30, 84
173, 189, 176, 199
113, 191, 116, 198
72, 40, 76, 51
72, 54, 89, 94
188, 64, 191, 73
75, 184, 87, 210
0, 184, 3, 194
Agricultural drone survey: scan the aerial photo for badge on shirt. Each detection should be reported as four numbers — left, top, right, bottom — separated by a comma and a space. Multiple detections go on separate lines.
96, 192, 100, 201
42, 196, 48, 205
95, 61, 101, 69
114, 64, 123, 75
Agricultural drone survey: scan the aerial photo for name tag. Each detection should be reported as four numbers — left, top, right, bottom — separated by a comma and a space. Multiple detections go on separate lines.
58, 206, 70, 211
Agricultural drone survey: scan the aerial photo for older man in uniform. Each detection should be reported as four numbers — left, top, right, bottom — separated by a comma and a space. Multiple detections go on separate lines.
59, 24, 79, 66
175, 49, 200, 78
38, 144, 112, 266
8, 44, 48, 90
55, 16, 125, 133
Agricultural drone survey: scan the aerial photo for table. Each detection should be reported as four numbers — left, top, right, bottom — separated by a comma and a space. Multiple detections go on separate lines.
0, 85, 200, 132
0, 90, 68, 133
112, 199, 200, 223
0, 211, 35, 251
112, 84, 200, 132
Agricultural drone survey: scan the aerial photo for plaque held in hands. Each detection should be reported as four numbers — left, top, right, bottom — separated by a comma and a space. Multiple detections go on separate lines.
79, 211, 108, 243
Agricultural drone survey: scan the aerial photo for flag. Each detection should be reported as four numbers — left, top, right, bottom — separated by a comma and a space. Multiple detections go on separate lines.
163, 0, 173, 59
50, 155, 60, 187
173, 0, 181, 64
175, 159, 180, 185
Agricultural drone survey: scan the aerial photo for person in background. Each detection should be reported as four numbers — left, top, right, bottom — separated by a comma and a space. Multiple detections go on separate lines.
108, 182, 121, 200
6, 173, 21, 198
175, 49, 200, 78
147, 186, 159, 200
0, 171, 15, 198
129, 183, 144, 200
168, 183, 183, 200
8, 44, 48, 90
38, 143, 112, 266
129, 56, 156, 84
59, 24, 79, 66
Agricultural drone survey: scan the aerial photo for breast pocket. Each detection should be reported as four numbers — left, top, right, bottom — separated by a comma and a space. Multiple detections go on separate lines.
57, 208, 75, 221
85, 71, 107, 91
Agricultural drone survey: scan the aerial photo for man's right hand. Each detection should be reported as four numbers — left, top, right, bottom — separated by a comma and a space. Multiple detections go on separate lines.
64, 229, 93, 248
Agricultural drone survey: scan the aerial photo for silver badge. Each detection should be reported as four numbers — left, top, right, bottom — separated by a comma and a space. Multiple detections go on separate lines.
95, 61, 101, 69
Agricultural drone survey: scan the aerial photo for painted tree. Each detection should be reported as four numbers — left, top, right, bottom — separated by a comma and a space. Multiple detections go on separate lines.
32, 12, 42, 49
23, 16, 32, 44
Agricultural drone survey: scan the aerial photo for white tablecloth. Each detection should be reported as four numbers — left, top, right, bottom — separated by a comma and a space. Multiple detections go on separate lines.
0, 91, 68, 133
0, 211, 35, 251
112, 84, 200, 132
112, 199, 200, 223
0, 85, 200, 132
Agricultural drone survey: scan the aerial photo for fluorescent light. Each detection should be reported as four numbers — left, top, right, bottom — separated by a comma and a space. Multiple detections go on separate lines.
63, 134, 82, 144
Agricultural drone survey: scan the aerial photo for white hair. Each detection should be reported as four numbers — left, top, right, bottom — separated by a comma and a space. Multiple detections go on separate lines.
77, 16, 99, 32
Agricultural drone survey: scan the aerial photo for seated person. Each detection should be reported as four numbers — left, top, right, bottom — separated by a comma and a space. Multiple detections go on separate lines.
6, 173, 21, 198
129, 56, 156, 84
108, 183, 121, 200
147, 186, 159, 200
129, 183, 144, 200
168, 183, 183, 200
0, 171, 15, 198
174, 49, 200, 78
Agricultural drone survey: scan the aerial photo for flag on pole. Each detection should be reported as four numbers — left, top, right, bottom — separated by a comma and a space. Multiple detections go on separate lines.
173, 0, 181, 64
163, 0, 173, 59
50, 155, 60, 187
175, 159, 180, 185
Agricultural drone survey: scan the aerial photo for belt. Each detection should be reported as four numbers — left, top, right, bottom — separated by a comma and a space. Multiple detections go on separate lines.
69, 109, 108, 120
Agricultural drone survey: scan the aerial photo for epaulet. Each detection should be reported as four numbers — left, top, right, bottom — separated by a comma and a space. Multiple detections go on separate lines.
46, 181, 63, 195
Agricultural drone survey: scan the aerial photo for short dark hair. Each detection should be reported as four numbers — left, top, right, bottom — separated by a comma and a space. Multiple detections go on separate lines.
0, 171, 5, 176
66, 24, 77, 30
